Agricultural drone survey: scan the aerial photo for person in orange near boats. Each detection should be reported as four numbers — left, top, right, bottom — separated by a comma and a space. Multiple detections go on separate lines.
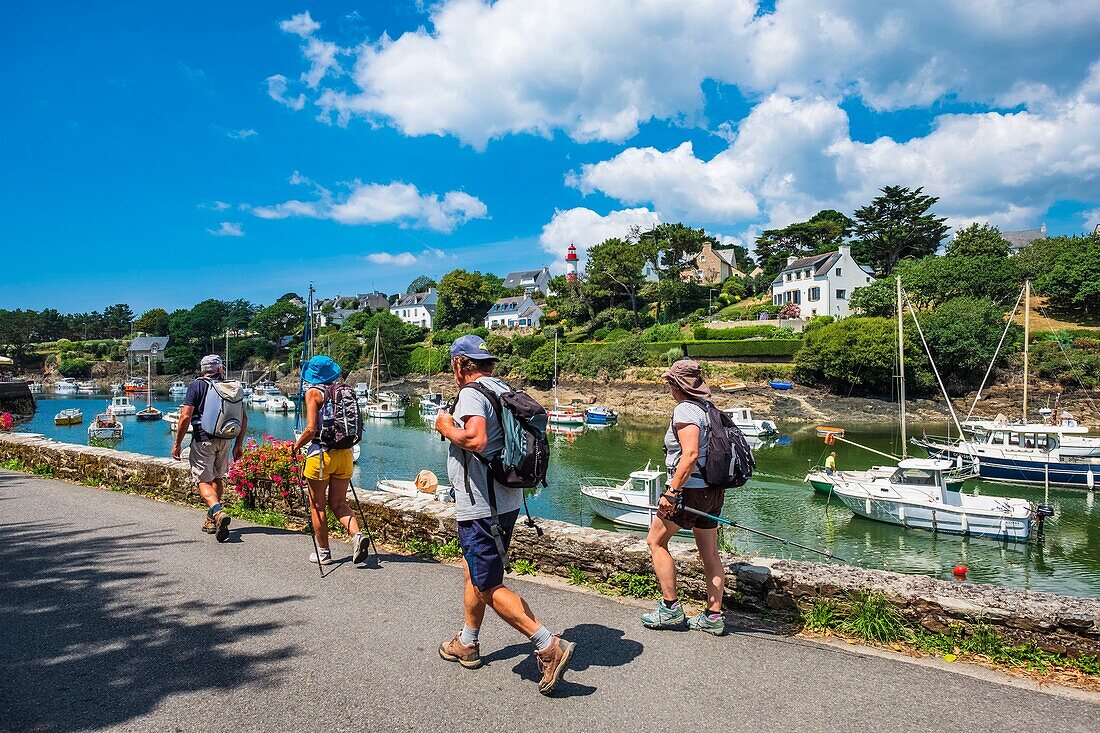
825, 451, 837, 475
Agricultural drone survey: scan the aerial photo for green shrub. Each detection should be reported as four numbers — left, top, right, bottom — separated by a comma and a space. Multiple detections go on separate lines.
592, 328, 610, 341
795, 318, 933, 395
607, 572, 661, 598
604, 328, 631, 341
432, 326, 488, 345
57, 358, 94, 378
573, 336, 650, 378
693, 324, 788, 340
511, 334, 546, 357
485, 334, 513, 357
803, 598, 841, 632
408, 346, 449, 375
641, 324, 683, 342
684, 340, 802, 359
841, 592, 907, 644
802, 315, 835, 334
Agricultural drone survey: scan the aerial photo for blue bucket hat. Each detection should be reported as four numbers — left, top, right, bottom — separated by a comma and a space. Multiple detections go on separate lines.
449, 335, 498, 361
301, 355, 342, 384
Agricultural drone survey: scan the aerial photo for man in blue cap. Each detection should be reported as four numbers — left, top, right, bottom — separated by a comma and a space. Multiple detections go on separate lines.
434, 335, 575, 696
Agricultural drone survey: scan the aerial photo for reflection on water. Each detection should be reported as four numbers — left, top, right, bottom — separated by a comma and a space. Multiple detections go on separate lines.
20, 393, 1100, 598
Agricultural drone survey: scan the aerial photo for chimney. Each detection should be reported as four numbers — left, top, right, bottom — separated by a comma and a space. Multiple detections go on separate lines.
839, 244, 850, 256
786, 255, 798, 266
1040, 222, 1047, 236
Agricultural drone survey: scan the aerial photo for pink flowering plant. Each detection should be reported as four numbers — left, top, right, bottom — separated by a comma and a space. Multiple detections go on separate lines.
0, 412, 13, 431
226, 434, 304, 509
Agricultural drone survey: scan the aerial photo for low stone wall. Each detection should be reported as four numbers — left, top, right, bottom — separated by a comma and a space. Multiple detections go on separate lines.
3, 432, 1098, 658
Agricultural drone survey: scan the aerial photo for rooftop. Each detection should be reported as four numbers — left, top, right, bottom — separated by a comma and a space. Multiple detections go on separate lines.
128, 336, 170, 352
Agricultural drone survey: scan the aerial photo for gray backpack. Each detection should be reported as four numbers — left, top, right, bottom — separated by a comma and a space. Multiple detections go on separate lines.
199, 378, 245, 439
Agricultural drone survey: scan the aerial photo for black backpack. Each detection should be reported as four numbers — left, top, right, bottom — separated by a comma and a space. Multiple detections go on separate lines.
689, 400, 755, 488
317, 383, 363, 450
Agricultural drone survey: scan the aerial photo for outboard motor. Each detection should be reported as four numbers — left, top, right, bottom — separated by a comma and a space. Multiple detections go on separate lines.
1035, 503, 1055, 541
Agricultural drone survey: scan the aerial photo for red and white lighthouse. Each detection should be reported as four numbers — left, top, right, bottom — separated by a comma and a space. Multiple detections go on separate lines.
565, 243, 579, 282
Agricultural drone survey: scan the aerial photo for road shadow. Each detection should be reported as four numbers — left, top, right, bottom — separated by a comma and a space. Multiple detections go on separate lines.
482, 623, 643, 698
0, 519, 303, 732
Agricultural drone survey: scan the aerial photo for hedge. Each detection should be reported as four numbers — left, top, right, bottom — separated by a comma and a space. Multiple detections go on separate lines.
684, 339, 802, 358
692, 324, 789, 340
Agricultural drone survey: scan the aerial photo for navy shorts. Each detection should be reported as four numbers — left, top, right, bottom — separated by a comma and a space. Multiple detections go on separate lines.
458, 509, 519, 592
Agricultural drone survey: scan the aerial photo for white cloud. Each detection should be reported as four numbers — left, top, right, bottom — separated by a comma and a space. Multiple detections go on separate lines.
266, 74, 306, 111
199, 200, 231, 211
570, 66, 1100, 234
273, 0, 1100, 146
227, 128, 257, 139
252, 178, 488, 233
288, 170, 312, 185
1081, 209, 1100, 231
367, 251, 419, 266
208, 222, 245, 237
538, 207, 660, 270
301, 38, 342, 89
280, 11, 320, 38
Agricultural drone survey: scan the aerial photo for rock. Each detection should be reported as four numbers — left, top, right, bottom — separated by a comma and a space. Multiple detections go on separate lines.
736, 564, 773, 590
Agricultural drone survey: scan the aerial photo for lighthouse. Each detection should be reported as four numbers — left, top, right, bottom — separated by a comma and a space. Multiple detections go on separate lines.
565, 243, 579, 282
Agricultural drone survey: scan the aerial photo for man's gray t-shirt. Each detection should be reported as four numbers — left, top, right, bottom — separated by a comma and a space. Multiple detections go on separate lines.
446, 376, 523, 521
663, 401, 709, 489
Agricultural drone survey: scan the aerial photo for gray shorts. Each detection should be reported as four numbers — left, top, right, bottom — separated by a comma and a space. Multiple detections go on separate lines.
189, 438, 234, 483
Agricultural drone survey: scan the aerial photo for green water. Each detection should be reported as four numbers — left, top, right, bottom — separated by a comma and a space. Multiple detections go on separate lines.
21, 393, 1100, 598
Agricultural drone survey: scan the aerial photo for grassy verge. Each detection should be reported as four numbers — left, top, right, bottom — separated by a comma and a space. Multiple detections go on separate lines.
802, 594, 1100, 684
225, 504, 289, 529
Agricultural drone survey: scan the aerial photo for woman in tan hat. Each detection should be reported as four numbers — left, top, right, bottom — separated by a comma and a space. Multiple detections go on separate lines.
641, 359, 726, 636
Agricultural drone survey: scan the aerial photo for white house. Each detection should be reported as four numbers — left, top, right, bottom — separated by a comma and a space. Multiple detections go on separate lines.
392, 288, 437, 329
484, 295, 543, 329
770, 245, 875, 319
502, 267, 551, 296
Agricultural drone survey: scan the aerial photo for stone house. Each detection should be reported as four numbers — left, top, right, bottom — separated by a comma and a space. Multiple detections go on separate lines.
683, 242, 743, 285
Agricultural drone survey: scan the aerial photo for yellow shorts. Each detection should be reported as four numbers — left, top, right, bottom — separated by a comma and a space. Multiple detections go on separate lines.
303, 448, 354, 481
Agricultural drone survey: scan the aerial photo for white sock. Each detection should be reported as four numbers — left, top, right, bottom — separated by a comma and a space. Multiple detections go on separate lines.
530, 626, 554, 652
460, 625, 479, 646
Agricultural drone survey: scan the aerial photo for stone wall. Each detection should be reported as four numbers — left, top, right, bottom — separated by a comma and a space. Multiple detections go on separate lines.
0, 382, 36, 418
3, 432, 1098, 658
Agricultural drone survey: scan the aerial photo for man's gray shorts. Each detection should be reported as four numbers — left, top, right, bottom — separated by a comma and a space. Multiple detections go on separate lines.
189, 438, 233, 483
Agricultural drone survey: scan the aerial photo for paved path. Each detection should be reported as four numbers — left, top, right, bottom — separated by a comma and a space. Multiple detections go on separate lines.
1, 472, 1096, 732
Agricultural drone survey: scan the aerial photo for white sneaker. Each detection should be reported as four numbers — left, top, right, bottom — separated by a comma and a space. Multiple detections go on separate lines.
309, 547, 333, 565
352, 532, 369, 564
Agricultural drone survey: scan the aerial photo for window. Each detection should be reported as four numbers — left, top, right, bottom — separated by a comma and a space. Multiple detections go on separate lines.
804, 269, 811, 278
808, 287, 821, 302
866, 277, 871, 283
836, 289, 847, 300
699, 255, 706, 262
793, 290, 801, 304
786, 273, 792, 281
835, 268, 842, 276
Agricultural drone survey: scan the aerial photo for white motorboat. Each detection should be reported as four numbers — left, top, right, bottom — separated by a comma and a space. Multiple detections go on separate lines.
248, 381, 279, 407
77, 380, 97, 393
107, 395, 137, 416
364, 398, 404, 419
28, 381, 43, 393
722, 407, 777, 437
580, 463, 668, 530
548, 403, 585, 425
265, 393, 295, 413
88, 412, 124, 441
419, 391, 445, 416
54, 408, 83, 426
819, 458, 1036, 542
163, 409, 181, 432
55, 378, 79, 393
169, 380, 188, 399
354, 382, 371, 398
374, 471, 453, 501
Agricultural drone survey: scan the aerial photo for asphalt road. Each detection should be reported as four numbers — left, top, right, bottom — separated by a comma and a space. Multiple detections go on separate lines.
1, 471, 1097, 732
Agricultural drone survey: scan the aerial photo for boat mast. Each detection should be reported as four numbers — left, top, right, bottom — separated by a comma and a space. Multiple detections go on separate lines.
225, 327, 230, 375
146, 350, 152, 409
897, 275, 908, 458
1023, 279, 1031, 423
553, 330, 559, 407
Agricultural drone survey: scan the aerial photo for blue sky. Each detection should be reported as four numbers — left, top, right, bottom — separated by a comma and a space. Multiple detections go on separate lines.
4, 1, 1099, 314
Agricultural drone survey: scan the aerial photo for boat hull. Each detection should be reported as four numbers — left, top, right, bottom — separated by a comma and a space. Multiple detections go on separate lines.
922, 444, 1100, 488
832, 490, 1032, 542
582, 492, 658, 530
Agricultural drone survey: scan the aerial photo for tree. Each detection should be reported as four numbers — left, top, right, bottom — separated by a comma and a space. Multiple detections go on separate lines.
637, 223, 711, 280
544, 275, 591, 327
584, 237, 647, 325
102, 304, 134, 338
166, 309, 194, 343
946, 223, 1010, 259
1025, 234, 1100, 315
851, 186, 948, 274
754, 209, 854, 277
224, 299, 258, 331
406, 275, 437, 294
436, 269, 505, 328
276, 292, 303, 303
360, 311, 419, 375
919, 297, 1021, 393
163, 345, 199, 373
249, 301, 306, 341
188, 299, 229, 345
134, 308, 170, 336
795, 317, 931, 395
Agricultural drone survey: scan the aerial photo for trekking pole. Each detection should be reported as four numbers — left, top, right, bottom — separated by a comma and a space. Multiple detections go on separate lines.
347, 477, 381, 566
294, 450, 325, 577
668, 504, 848, 563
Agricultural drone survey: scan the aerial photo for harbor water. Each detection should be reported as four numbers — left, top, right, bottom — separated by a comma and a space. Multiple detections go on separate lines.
21, 393, 1100, 598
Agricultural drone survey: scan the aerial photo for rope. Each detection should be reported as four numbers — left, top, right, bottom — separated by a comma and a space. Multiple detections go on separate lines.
904, 291, 965, 436
1036, 301, 1100, 419
965, 286, 1025, 422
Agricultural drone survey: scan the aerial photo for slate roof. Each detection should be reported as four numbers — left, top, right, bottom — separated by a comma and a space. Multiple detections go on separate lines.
713, 247, 739, 267
128, 336, 170, 353
1002, 227, 1046, 251
487, 296, 527, 314
503, 268, 548, 289
395, 289, 437, 308
779, 252, 838, 275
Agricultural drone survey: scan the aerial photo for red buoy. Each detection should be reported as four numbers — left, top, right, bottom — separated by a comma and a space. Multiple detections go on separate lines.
952, 565, 968, 577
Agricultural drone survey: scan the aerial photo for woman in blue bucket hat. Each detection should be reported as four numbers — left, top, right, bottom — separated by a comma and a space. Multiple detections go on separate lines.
292, 356, 369, 566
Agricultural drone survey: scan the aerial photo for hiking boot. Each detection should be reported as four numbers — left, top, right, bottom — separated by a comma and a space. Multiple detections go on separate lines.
641, 601, 686, 630
352, 532, 369, 564
213, 511, 231, 542
688, 612, 726, 636
438, 634, 482, 669
309, 547, 333, 565
534, 636, 575, 696
201, 515, 217, 534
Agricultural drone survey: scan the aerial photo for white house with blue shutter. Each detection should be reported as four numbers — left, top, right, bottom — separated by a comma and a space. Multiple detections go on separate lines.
770, 245, 876, 319
484, 295, 543, 329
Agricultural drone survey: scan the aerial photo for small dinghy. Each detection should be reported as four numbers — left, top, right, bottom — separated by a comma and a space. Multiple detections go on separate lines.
136, 406, 162, 422
717, 381, 747, 392
88, 412, 124, 441
768, 380, 793, 390
54, 408, 83, 426
375, 470, 453, 501
584, 405, 618, 425
722, 407, 777, 437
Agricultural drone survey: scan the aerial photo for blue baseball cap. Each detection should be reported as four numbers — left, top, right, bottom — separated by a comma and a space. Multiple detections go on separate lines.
301, 355, 342, 384
449, 335, 498, 361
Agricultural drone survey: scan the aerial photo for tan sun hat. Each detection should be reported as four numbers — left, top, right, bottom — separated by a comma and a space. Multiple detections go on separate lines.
414, 470, 440, 493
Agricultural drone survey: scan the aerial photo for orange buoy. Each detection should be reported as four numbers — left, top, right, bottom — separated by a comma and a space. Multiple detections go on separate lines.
952, 565, 968, 577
